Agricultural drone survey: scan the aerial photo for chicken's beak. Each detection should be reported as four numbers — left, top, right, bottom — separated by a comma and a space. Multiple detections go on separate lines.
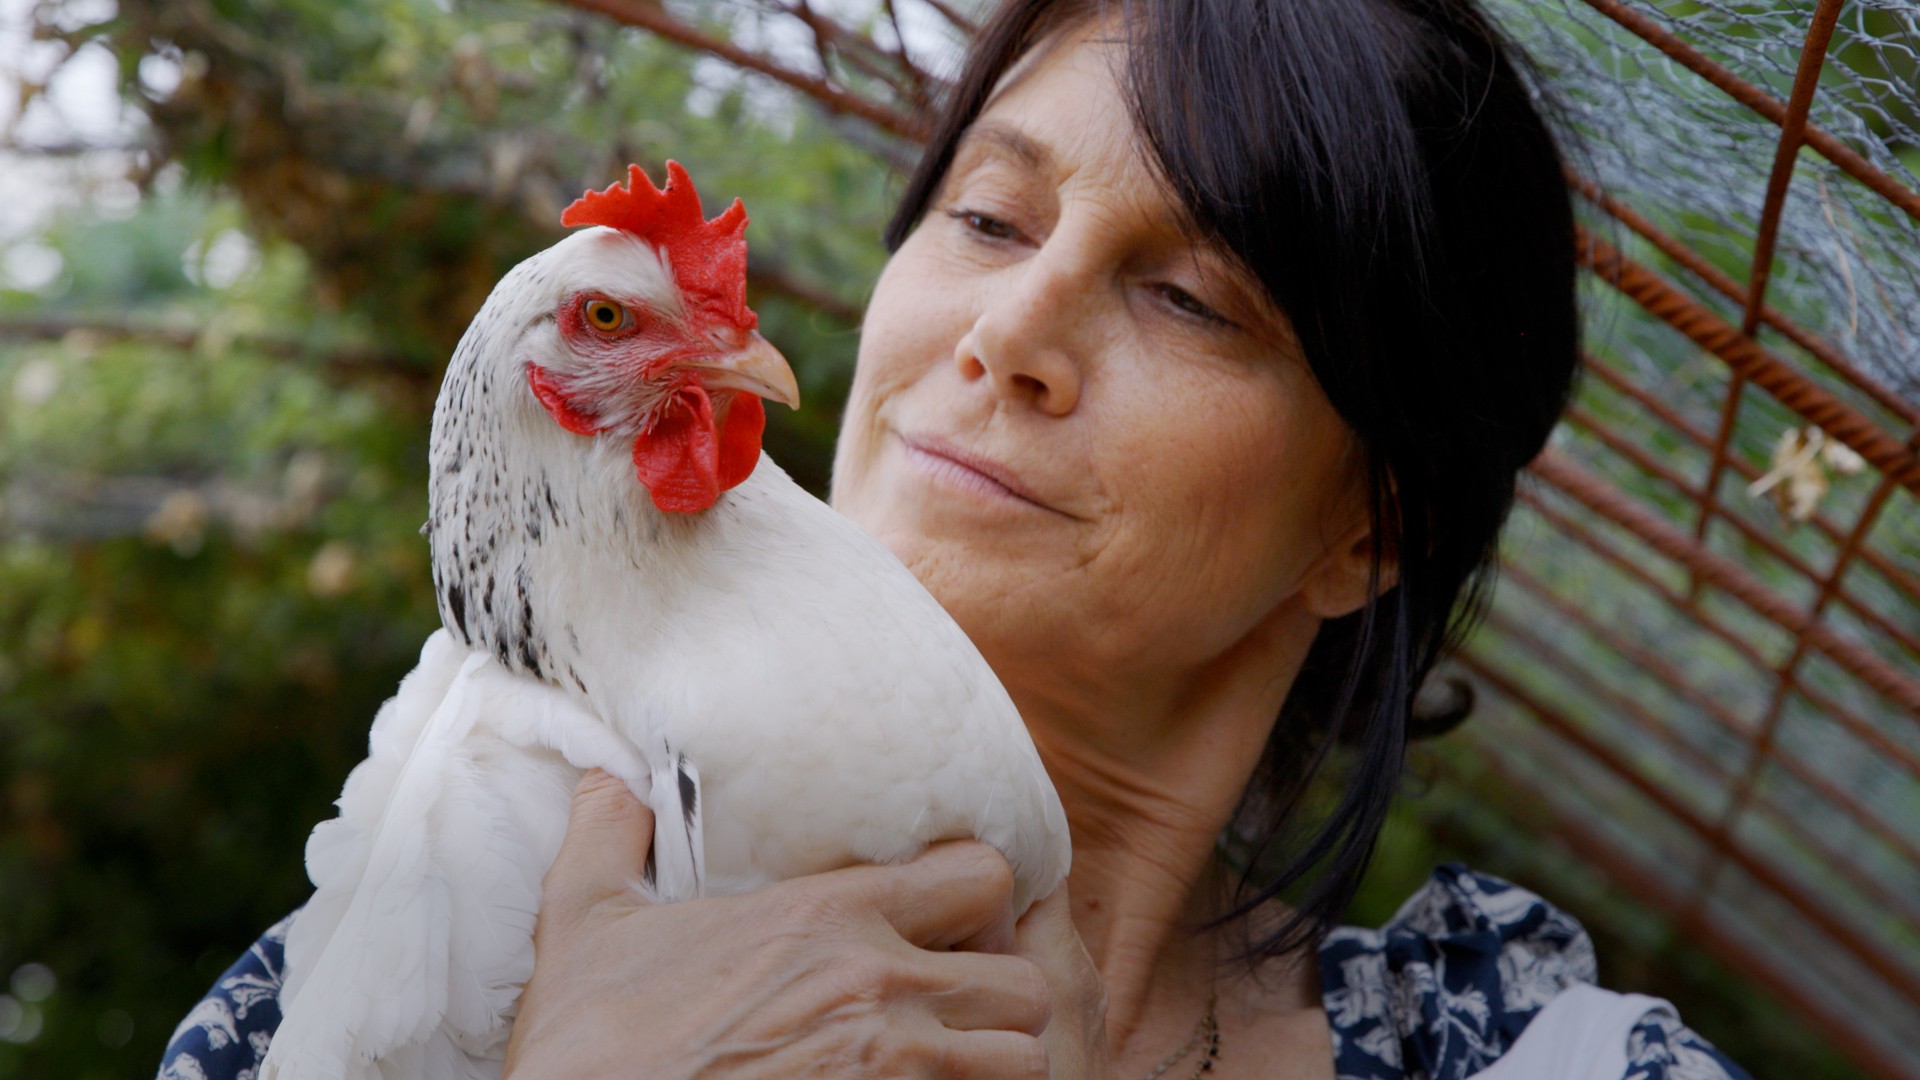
684, 332, 801, 410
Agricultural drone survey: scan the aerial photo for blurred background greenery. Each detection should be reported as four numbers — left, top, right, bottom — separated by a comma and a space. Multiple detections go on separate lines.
0, 0, 1904, 1076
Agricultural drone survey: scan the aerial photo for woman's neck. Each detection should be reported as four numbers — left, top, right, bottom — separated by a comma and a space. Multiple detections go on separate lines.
1003, 595, 1323, 1057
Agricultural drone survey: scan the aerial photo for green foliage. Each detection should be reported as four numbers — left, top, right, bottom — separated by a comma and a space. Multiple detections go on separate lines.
2, 0, 897, 1072
1, 189, 442, 1076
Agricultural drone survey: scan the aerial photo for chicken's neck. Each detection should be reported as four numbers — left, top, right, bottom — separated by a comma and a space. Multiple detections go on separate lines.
426, 332, 784, 701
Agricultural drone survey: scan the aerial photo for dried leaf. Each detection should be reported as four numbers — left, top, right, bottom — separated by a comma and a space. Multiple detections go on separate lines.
1746, 425, 1861, 524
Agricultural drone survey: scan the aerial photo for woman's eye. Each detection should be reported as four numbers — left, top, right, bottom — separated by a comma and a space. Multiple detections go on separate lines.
1155, 283, 1230, 326
583, 298, 628, 332
946, 208, 1021, 242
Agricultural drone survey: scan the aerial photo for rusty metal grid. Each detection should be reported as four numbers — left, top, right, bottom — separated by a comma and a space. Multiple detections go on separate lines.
1466, 0, 1920, 1075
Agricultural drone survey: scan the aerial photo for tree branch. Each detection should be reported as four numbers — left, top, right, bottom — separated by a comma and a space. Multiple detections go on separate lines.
915, 0, 978, 37
776, 0, 937, 112
0, 138, 157, 157
880, 0, 938, 111
786, 0, 903, 100
0, 315, 430, 387
559, 0, 927, 141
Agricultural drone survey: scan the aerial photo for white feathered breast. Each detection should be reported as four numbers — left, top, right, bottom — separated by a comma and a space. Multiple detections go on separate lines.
260, 228, 1071, 1080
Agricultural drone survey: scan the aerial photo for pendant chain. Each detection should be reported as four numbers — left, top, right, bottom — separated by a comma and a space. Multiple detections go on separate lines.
1137, 989, 1220, 1080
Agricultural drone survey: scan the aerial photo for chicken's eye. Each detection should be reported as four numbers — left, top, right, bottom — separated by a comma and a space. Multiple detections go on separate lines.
583, 299, 628, 332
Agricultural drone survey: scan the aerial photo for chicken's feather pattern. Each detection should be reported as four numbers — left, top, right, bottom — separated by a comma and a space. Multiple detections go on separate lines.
260, 175, 1070, 1080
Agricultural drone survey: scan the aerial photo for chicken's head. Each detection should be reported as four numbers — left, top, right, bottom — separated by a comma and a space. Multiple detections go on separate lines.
528, 162, 799, 513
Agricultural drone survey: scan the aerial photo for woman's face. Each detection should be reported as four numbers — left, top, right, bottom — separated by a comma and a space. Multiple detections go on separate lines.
831, 25, 1369, 706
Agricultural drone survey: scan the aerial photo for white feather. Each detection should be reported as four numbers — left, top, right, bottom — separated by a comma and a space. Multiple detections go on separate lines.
264, 226, 1071, 1079
644, 752, 703, 903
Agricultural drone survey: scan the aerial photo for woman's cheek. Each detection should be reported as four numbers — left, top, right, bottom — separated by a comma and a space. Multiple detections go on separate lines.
834, 264, 960, 518
858, 258, 968, 397
1105, 375, 1314, 630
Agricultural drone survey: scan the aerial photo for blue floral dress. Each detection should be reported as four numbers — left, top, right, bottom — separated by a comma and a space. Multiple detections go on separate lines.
159, 864, 1752, 1079
1319, 866, 1751, 1079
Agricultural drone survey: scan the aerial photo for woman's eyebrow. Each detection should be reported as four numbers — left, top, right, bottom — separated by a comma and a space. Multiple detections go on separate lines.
956, 121, 1054, 173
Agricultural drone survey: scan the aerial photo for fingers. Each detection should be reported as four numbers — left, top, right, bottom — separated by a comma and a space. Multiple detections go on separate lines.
1013, 881, 1076, 954
864, 841, 1019, 953
542, 768, 656, 917
934, 1029, 1050, 1080
1015, 883, 1103, 1007
912, 951, 1053, 1036
1014, 882, 1111, 1079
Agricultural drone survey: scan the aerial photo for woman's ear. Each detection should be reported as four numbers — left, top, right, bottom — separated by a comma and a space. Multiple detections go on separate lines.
1300, 514, 1398, 620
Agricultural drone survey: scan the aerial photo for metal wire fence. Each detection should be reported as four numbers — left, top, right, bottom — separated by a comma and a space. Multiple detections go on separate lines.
1466, 1, 1920, 1074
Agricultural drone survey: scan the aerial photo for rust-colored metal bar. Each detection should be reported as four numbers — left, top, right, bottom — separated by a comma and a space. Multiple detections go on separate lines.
1582, 357, 1719, 448
1689, 0, 1849, 587
1561, 406, 1920, 660
1473, 610, 1920, 926
1565, 403, 1701, 496
1519, 492, 1771, 675
1740, 0, 1846, 339
1497, 560, 1920, 869
1461, 651, 1920, 1009
1580, 357, 1920, 607
1576, 228, 1920, 496
1531, 448, 1920, 713
562, 0, 927, 141
1570, 176, 1918, 428
1466, 745, 1914, 1080
1480, 612, 1729, 792
1565, 401, 1813, 586
1515, 488, 1920, 779
1687, 471, 1903, 913
1693, 371, 1748, 596
1574, 0, 1920, 224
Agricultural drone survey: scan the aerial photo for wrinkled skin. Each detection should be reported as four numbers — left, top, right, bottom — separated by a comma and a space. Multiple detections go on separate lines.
504, 773, 1070, 1079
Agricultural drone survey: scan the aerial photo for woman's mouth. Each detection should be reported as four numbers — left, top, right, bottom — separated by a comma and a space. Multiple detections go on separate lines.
897, 433, 1066, 516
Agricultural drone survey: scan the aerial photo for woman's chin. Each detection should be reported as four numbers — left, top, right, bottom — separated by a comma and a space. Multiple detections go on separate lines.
862, 508, 1056, 616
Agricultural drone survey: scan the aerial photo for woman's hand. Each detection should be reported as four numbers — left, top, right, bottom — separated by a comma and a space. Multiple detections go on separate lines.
1015, 885, 1112, 1079
502, 769, 1060, 1079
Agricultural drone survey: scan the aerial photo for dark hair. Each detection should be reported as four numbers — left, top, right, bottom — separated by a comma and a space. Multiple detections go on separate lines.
886, 0, 1580, 958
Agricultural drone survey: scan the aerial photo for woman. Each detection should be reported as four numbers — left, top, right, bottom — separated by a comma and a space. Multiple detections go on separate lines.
161, 0, 1757, 1076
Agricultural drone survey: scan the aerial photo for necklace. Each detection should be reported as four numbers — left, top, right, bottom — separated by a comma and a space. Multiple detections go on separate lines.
1138, 989, 1220, 1080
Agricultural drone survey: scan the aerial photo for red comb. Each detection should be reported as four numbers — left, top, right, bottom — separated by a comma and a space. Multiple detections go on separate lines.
562, 162, 753, 329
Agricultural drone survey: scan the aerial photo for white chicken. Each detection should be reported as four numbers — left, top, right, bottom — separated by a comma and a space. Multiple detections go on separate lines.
260, 162, 1070, 1080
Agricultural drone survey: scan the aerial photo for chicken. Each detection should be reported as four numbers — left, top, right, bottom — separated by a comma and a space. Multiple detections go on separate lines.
259, 163, 1070, 1080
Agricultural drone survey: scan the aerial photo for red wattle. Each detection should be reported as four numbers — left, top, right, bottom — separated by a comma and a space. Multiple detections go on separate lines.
717, 394, 766, 490
634, 386, 722, 513
632, 386, 768, 513
528, 364, 603, 435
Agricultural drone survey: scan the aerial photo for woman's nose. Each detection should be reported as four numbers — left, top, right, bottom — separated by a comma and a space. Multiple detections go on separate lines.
953, 251, 1087, 417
